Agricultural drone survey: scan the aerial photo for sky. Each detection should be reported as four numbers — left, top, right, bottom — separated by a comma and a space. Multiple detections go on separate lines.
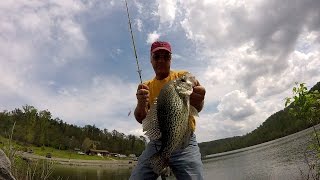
0, 0, 319, 143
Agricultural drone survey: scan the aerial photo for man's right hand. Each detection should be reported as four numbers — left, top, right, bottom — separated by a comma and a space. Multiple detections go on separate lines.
134, 84, 149, 123
136, 84, 149, 110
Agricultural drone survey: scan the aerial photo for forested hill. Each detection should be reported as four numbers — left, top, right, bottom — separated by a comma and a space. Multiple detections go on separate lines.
199, 81, 320, 157
0, 106, 146, 156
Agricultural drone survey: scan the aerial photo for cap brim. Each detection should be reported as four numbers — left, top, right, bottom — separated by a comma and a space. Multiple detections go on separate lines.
151, 47, 171, 53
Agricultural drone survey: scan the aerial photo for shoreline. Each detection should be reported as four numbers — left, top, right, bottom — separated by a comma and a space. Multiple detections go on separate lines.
19, 152, 137, 168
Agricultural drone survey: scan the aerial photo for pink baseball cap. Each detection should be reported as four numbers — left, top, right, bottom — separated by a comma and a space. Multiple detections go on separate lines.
150, 41, 171, 53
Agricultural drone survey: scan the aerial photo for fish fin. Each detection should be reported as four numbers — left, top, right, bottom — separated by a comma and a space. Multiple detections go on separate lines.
189, 105, 199, 117
142, 99, 161, 140
150, 152, 169, 175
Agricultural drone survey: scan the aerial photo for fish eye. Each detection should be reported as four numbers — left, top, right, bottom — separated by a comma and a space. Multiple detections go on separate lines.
180, 78, 186, 82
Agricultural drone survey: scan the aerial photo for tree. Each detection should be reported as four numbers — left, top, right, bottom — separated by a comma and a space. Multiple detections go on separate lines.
285, 82, 320, 179
285, 83, 320, 125
0, 105, 146, 156
21, 105, 39, 144
82, 137, 93, 152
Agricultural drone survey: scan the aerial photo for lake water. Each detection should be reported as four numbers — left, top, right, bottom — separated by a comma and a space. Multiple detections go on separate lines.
52, 166, 132, 180
52, 126, 318, 180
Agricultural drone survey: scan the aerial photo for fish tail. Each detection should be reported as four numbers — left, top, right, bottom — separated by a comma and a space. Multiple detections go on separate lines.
150, 152, 169, 175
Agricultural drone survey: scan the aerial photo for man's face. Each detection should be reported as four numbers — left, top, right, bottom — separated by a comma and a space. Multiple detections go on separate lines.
151, 49, 171, 77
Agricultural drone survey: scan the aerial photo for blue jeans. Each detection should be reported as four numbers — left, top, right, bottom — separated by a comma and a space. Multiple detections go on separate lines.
130, 134, 204, 180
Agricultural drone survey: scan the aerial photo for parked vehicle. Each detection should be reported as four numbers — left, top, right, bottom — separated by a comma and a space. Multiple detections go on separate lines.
77, 151, 85, 155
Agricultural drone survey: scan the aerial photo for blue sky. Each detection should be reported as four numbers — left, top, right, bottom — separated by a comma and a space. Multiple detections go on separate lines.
1, 0, 319, 142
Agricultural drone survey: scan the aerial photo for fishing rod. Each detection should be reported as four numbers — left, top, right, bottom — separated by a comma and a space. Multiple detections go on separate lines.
124, 0, 143, 84
124, 2, 168, 179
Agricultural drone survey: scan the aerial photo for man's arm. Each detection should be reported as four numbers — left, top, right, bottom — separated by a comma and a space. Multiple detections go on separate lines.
190, 80, 206, 112
134, 84, 149, 123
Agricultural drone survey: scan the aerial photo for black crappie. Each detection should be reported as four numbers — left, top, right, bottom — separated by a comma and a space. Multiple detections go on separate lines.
142, 72, 198, 175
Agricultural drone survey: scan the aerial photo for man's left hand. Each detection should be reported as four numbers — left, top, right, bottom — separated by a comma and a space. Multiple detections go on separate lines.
190, 85, 206, 112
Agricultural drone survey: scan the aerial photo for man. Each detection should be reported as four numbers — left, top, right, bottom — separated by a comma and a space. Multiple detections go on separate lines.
130, 41, 206, 180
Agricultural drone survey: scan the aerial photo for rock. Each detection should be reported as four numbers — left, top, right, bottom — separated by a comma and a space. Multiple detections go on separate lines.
0, 149, 16, 180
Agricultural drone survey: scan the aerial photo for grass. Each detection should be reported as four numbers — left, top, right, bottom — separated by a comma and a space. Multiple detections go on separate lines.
0, 135, 120, 161
32, 146, 116, 160
1, 128, 55, 180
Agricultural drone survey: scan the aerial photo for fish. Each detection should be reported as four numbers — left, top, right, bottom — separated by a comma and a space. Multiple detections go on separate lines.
142, 72, 199, 175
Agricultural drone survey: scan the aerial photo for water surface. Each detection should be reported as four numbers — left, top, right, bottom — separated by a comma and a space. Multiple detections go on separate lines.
52, 126, 317, 179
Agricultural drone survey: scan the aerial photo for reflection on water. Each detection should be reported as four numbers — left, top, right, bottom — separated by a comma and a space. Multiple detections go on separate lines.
52, 126, 317, 180
51, 166, 132, 180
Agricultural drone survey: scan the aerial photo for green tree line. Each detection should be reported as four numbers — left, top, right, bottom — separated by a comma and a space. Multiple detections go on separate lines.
0, 106, 146, 156
199, 81, 320, 157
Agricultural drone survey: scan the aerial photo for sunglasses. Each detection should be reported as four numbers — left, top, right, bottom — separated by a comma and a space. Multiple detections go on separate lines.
152, 53, 171, 61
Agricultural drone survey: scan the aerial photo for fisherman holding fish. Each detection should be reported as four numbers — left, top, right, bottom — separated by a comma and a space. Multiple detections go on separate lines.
130, 41, 206, 180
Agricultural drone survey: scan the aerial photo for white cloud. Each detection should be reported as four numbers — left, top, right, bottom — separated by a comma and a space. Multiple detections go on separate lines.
134, 0, 143, 14
218, 90, 257, 121
0, 0, 89, 69
1, 0, 320, 143
157, 0, 177, 26
177, 0, 320, 142
47, 76, 137, 124
135, 18, 143, 32
147, 31, 160, 44
196, 112, 255, 142
0, 0, 140, 132
0, 71, 140, 134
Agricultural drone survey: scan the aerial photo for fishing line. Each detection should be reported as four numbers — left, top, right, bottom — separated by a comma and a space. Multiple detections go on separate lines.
124, 4, 168, 178
124, 0, 143, 84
